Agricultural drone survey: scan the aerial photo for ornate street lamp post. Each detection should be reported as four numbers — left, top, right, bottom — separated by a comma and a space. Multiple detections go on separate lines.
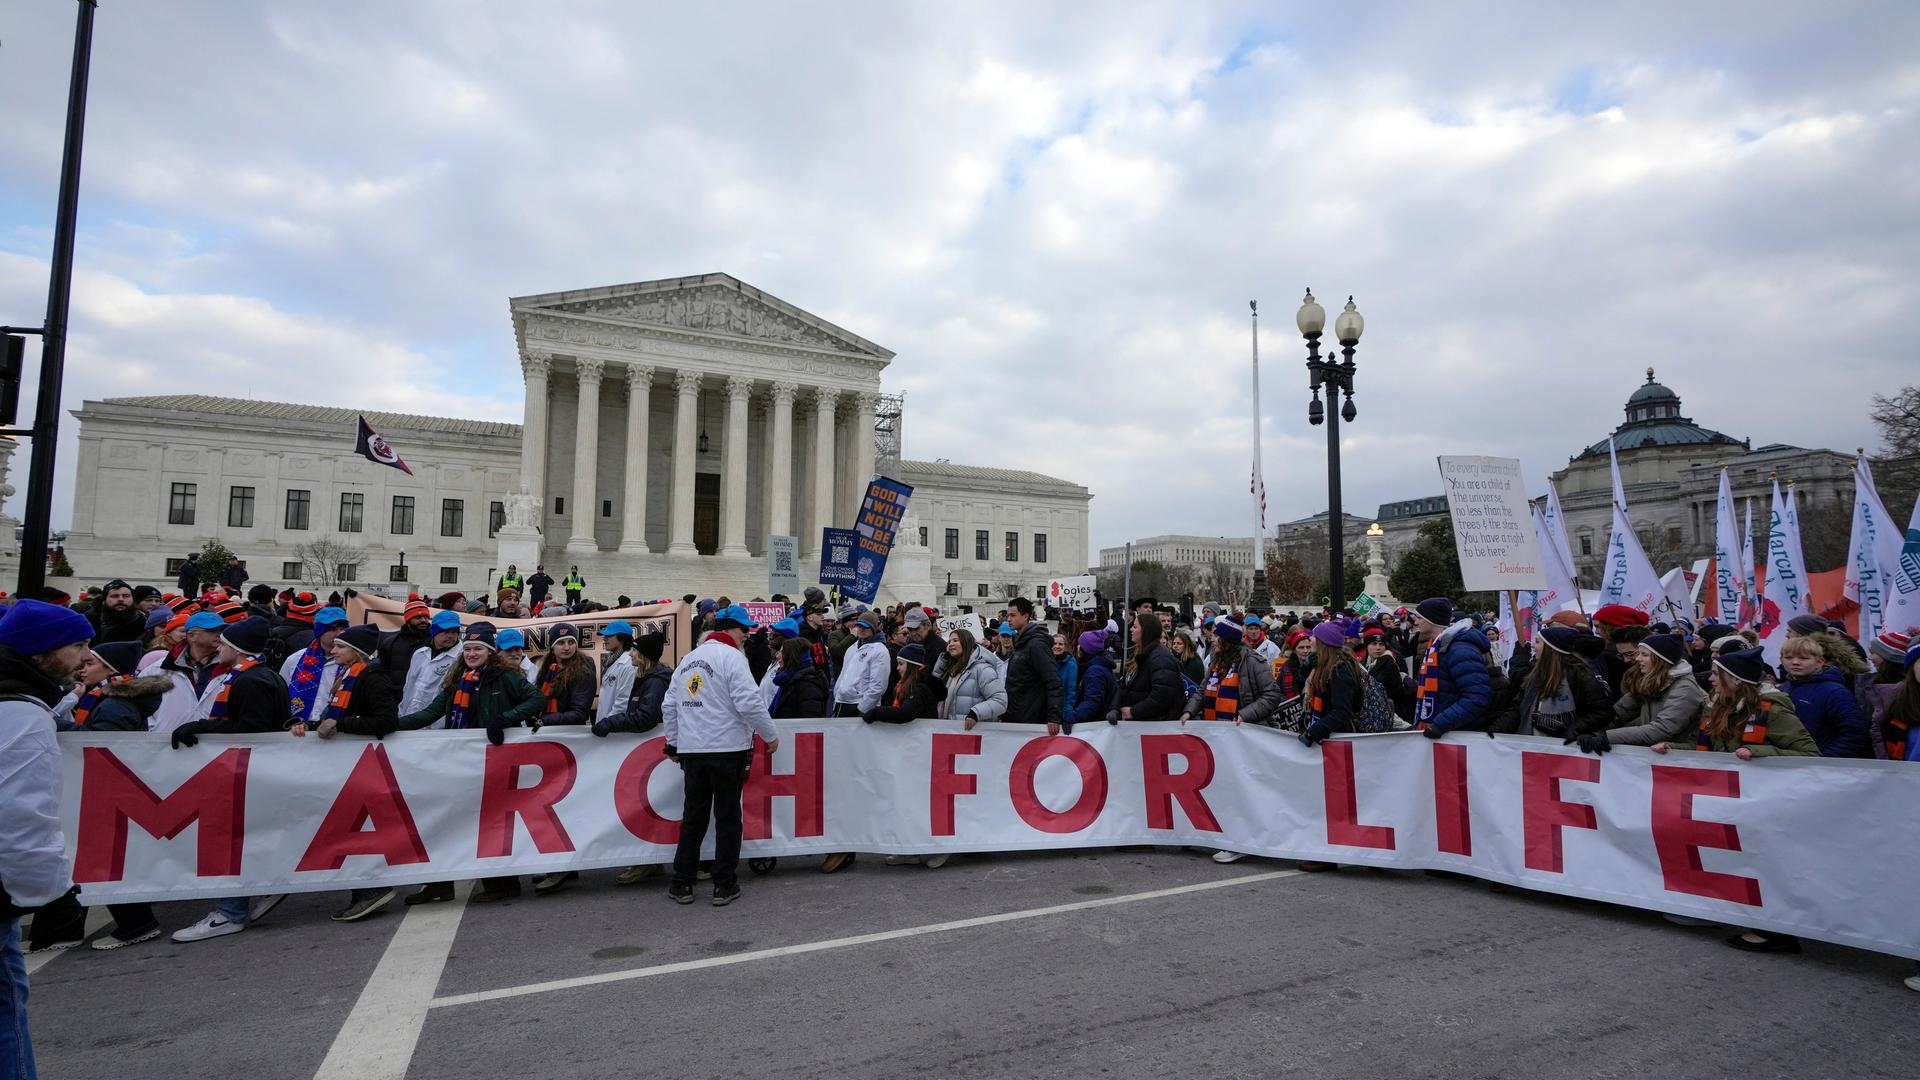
1299, 289, 1364, 609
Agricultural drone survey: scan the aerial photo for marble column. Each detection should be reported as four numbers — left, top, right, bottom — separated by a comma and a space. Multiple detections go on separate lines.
518, 350, 551, 506
807, 388, 839, 557
719, 376, 753, 558
618, 364, 654, 554
846, 391, 877, 523
667, 369, 701, 556
767, 382, 797, 541
565, 357, 604, 554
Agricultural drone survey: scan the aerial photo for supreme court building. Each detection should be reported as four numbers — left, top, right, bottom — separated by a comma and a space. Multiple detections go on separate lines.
60, 274, 1093, 605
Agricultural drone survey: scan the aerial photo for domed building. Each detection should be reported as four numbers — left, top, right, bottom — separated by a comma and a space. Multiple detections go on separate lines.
1547, 368, 1854, 580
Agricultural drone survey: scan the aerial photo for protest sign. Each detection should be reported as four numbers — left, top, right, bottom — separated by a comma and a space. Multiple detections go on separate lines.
1047, 575, 1096, 611
767, 534, 800, 596
348, 594, 691, 666
845, 476, 914, 603
742, 601, 787, 627
1350, 593, 1379, 616
819, 527, 859, 590
936, 612, 987, 642
60, 724, 1920, 960
1436, 455, 1547, 591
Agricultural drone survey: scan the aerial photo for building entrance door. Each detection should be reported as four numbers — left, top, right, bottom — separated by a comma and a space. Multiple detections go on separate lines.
694, 473, 720, 555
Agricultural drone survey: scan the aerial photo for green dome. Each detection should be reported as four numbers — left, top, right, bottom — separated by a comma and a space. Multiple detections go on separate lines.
1577, 369, 1746, 460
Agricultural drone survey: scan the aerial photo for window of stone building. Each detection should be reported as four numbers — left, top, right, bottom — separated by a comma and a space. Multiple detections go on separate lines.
1034, 533, 1047, 564
919, 526, 929, 547
228, 486, 254, 529
975, 530, 989, 560
440, 567, 458, 584
388, 565, 407, 582
490, 501, 507, 537
1579, 533, 1593, 556
945, 528, 959, 559
1005, 531, 1019, 562
554, 496, 564, 515
167, 482, 195, 525
335, 563, 357, 581
602, 500, 612, 518
339, 492, 364, 533
281, 561, 301, 579
391, 496, 415, 535
165, 558, 186, 577
285, 489, 310, 530
441, 499, 464, 537
977, 583, 989, 597
1035, 586, 1046, 600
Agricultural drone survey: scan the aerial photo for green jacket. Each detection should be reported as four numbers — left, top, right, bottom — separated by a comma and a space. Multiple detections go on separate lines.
1692, 689, 1821, 757
398, 666, 543, 733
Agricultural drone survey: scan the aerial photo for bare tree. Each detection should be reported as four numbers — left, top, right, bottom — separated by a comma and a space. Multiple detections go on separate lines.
293, 538, 370, 587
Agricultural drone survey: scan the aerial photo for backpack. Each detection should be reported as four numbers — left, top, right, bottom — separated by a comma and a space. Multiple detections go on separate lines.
1356, 674, 1400, 733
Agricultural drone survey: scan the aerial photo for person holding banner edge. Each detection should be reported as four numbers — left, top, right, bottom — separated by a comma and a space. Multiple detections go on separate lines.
1409, 598, 1494, 737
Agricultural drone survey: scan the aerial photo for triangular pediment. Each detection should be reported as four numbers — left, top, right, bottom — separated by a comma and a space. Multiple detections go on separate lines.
511, 273, 892, 359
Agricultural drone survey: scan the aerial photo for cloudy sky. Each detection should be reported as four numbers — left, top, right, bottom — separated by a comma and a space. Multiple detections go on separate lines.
2, 1, 1915, 562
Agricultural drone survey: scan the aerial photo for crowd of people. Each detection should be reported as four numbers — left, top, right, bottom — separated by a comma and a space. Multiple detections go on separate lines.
4, 572, 1918, 1075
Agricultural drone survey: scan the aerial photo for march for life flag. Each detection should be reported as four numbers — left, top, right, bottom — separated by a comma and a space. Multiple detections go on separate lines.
1844, 456, 1905, 646
354, 416, 414, 475
1597, 439, 1663, 613
1542, 481, 1579, 584
1712, 468, 1744, 625
1886, 492, 1920, 635
1738, 497, 1760, 626
1758, 479, 1812, 664
1531, 503, 1579, 619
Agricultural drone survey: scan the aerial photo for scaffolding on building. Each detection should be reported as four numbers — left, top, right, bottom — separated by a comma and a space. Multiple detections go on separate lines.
874, 391, 904, 476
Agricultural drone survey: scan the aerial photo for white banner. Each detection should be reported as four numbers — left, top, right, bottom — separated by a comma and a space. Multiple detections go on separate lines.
1435, 456, 1547, 590
1047, 575, 1097, 612
55, 724, 1920, 959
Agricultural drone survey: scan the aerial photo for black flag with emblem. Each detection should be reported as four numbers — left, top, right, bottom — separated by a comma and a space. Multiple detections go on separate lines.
355, 416, 414, 475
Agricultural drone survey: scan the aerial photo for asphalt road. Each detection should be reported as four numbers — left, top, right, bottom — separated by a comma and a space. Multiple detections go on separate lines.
23, 849, 1919, 1080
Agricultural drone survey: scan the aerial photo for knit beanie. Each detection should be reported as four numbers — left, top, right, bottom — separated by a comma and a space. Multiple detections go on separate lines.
1698, 624, 1739, 648
898, 642, 927, 668
1787, 614, 1829, 638
1211, 618, 1243, 644
1871, 628, 1911, 664
1540, 626, 1583, 655
548, 622, 579, 643
0, 599, 94, 656
220, 616, 272, 656
1713, 646, 1770, 686
336, 625, 380, 658
91, 641, 146, 677
247, 584, 275, 606
403, 599, 431, 622
1593, 604, 1650, 628
286, 592, 321, 622
1415, 597, 1453, 627
462, 622, 498, 650
1310, 621, 1347, 649
1906, 643, 1920, 670
1640, 633, 1686, 667
635, 632, 666, 664
1077, 629, 1108, 655
143, 605, 177, 630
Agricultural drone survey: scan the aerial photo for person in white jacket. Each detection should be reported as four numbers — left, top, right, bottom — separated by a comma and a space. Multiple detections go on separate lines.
0, 600, 96, 1077
400, 611, 464, 722
137, 610, 229, 735
832, 613, 890, 717
662, 605, 779, 906
596, 620, 637, 729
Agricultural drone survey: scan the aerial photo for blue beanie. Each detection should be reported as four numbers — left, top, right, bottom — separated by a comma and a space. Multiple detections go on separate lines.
1211, 617, 1244, 644
313, 606, 349, 630
463, 622, 498, 650
431, 610, 463, 633
143, 605, 177, 630
0, 599, 94, 655
1416, 598, 1454, 627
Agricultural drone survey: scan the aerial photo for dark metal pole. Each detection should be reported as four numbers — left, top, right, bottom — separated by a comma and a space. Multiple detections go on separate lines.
1326, 377, 1343, 609
17, 0, 98, 597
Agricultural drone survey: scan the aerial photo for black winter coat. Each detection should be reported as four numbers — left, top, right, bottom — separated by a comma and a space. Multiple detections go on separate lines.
87, 608, 146, 646
534, 663, 596, 726
1492, 660, 1611, 737
325, 667, 402, 737
197, 661, 292, 734
864, 676, 942, 724
379, 627, 432, 688
770, 666, 832, 719
1304, 663, 1365, 740
600, 666, 669, 733
76, 675, 170, 732
1003, 624, 1063, 725
1369, 654, 1411, 720
1119, 641, 1185, 723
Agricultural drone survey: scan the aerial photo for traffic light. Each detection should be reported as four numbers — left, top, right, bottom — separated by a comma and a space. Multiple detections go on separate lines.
0, 335, 23, 426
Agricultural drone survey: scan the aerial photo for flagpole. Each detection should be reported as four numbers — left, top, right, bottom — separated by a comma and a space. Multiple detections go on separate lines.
1247, 300, 1270, 612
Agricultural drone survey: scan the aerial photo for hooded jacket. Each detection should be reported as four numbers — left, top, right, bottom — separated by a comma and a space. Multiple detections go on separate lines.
1067, 651, 1118, 732
599, 663, 671, 733
1119, 640, 1186, 723
1604, 663, 1708, 746
942, 647, 1007, 722
1690, 689, 1820, 756
1778, 667, 1872, 758
1414, 621, 1495, 733
70, 674, 172, 732
770, 662, 832, 719
0, 647, 74, 911
1003, 623, 1064, 725
833, 636, 890, 713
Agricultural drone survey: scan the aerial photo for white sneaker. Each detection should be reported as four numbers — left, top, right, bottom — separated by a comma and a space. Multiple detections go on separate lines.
248, 895, 287, 923
1212, 850, 1248, 864
171, 913, 246, 943
1904, 974, 1920, 993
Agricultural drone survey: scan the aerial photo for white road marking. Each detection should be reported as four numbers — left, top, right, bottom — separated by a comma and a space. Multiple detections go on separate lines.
431, 868, 1304, 1009
313, 885, 471, 1080
22, 907, 108, 976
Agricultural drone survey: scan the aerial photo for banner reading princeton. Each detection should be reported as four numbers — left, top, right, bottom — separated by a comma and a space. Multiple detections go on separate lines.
55, 724, 1920, 960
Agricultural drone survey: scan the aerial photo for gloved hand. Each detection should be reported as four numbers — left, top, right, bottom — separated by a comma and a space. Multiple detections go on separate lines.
1420, 724, 1445, 740
591, 719, 610, 737
170, 721, 208, 749
664, 743, 678, 761
1562, 727, 1580, 745
1577, 732, 1611, 754
1299, 729, 1324, 748
861, 710, 877, 724
316, 719, 339, 740
486, 724, 506, 747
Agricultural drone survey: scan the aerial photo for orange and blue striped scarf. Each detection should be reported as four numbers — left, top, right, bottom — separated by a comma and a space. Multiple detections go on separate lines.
447, 667, 483, 729
1413, 642, 1442, 728
1697, 698, 1771, 751
1202, 666, 1240, 722
207, 657, 261, 722
321, 662, 367, 721
71, 674, 135, 727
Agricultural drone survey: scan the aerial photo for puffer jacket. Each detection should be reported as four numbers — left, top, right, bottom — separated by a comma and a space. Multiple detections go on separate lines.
1302, 662, 1365, 740
1778, 667, 1872, 759
1414, 622, 1494, 732
1004, 624, 1063, 725
322, 666, 401, 736
1067, 652, 1117, 732
864, 676, 942, 724
942, 647, 1006, 722
1182, 651, 1286, 726
599, 664, 670, 733
71, 675, 172, 732
1118, 641, 1185, 723
1604, 663, 1708, 746
398, 665, 542, 740
770, 663, 833, 719
1691, 689, 1820, 756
